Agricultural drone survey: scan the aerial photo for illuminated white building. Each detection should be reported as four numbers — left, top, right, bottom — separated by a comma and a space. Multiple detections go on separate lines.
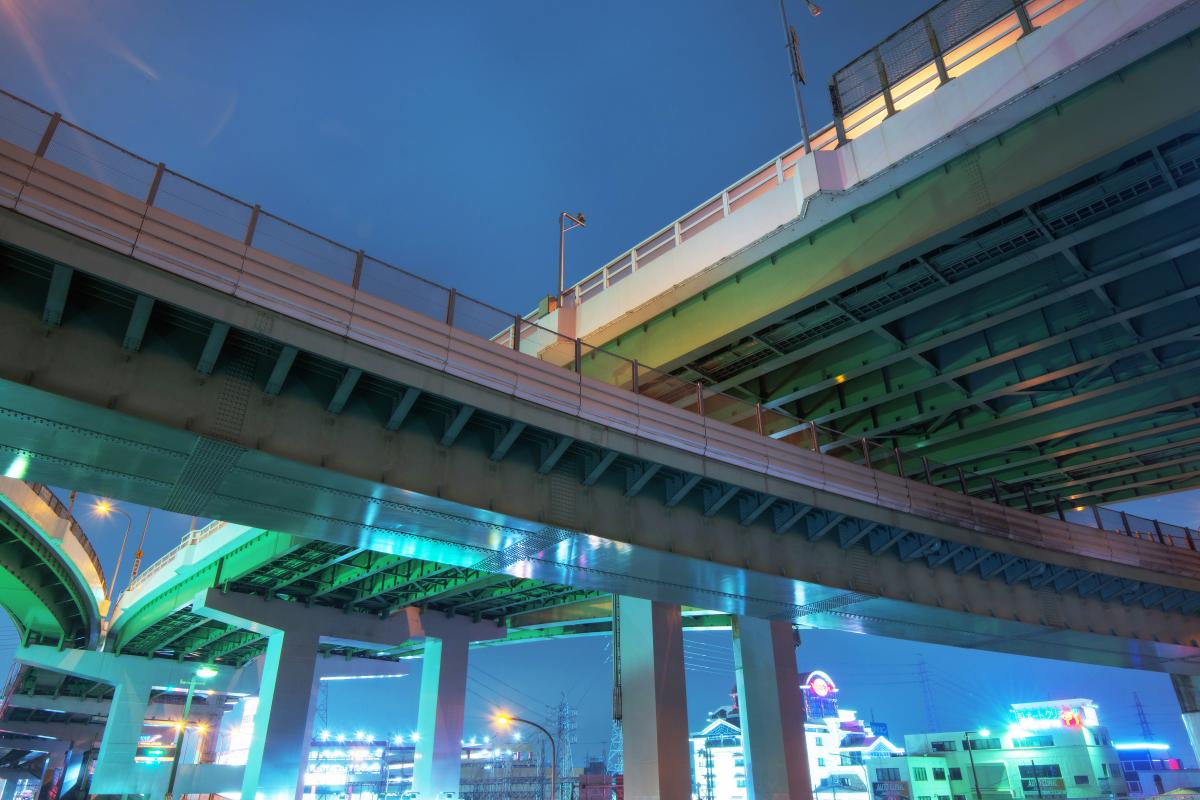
867, 699, 1129, 800
689, 671, 901, 800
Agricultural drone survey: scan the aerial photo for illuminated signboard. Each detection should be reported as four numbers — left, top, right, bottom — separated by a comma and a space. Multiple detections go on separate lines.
800, 671, 840, 719
1010, 700, 1100, 731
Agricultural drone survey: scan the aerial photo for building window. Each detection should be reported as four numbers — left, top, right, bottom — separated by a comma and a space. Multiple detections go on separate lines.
737, 779, 746, 788
949, 768, 963, 781
1101, 764, 1109, 778
878, 768, 902, 782
938, 795, 950, 800
913, 768, 929, 782
818, 758, 826, 767
1075, 776, 1089, 785
954, 795, 966, 800
933, 769, 946, 781
963, 737, 1001, 750
816, 737, 824, 746
931, 740, 957, 752
1011, 735, 1054, 748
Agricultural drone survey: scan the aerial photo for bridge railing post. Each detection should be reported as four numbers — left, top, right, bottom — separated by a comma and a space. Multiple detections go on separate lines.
694, 382, 704, 416
808, 421, 820, 452
859, 438, 872, 470
574, 339, 582, 373
1187, 528, 1197, 551
34, 112, 61, 158
445, 288, 457, 327
1022, 484, 1033, 514
924, 17, 950, 86
874, 48, 897, 117
511, 315, 522, 351
352, 250, 364, 290
244, 204, 261, 247
1053, 495, 1065, 521
755, 403, 764, 437
828, 82, 848, 147
990, 477, 1002, 505
145, 162, 165, 207
921, 456, 933, 485
631, 360, 640, 394
956, 467, 968, 495
1012, 0, 1035, 36
1091, 505, 1105, 531
1119, 511, 1134, 537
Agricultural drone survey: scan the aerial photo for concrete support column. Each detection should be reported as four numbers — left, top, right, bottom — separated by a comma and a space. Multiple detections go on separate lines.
413, 635, 470, 800
619, 597, 691, 800
1, 777, 18, 800
94, 679, 152, 786
733, 617, 812, 800
242, 627, 322, 800
1171, 674, 1200, 767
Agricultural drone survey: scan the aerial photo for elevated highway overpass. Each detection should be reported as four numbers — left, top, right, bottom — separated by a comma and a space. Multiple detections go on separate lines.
1, 0, 1200, 796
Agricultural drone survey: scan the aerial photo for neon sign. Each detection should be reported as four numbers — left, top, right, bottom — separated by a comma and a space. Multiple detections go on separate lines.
803, 671, 838, 698
1011, 700, 1099, 731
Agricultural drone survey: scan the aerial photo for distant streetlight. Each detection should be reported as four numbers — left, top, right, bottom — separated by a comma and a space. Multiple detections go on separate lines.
779, 0, 823, 153
164, 664, 217, 800
93, 500, 132, 614
558, 211, 587, 299
496, 713, 557, 800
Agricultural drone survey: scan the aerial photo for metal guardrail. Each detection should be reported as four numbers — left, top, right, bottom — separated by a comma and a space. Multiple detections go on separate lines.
124, 520, 227, 595
25, 482, 107, 596
558, 0, 1084, 311
0, 0, 1186, 567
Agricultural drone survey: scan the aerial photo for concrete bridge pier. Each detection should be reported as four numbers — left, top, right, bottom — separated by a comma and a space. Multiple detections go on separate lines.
619, 597, 692, 800
15, 645, 247, 796
195, 588, 504, 800
411, 620, 503, 800
733, 617, 812, 800
1171, 674, 1200, 766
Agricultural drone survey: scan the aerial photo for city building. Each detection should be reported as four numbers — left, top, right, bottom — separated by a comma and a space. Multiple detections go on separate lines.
867, 699, 1129, 800
1114, 742, 1200, 797
689, 670, 901, 800
302, 732, 553, 800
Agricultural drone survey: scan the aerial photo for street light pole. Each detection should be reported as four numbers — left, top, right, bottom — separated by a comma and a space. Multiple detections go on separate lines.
92, 501, 132, 615
963, 730, 983, 800
497, 714, 557, 800
778, 0, 822, 153
557, 211, 586, 299
164, 665, 216, 800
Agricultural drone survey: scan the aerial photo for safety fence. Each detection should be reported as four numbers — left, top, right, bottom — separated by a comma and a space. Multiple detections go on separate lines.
1, 27, 1188, 562
124, 520, 228, 596
26, 482, 107, 596
562, 0, 1084, 310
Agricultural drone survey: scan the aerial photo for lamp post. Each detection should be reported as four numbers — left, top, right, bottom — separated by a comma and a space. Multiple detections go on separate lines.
496, 713, 557, 800
164, 664, 217, 800
557, 211, 586, 299
778, 0, 823, 153
92, 500, 132, 616
962, 729, 988, 800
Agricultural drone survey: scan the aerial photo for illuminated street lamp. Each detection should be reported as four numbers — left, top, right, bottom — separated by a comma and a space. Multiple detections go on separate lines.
164, 664, 218, 800
93, 500, 133, 615
557, 211, 587, 298
495, 713, 557, 800
779, 0, 823, 153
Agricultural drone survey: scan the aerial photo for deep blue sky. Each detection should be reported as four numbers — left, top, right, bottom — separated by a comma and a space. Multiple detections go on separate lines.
3, 0, 1200, 769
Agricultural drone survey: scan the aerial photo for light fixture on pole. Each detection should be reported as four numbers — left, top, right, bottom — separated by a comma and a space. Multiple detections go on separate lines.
779, 0, 823, 153
93, 500, 133, 616
164, 664, 218, 800
558, 211, 587, 299
496, 713, 557, 800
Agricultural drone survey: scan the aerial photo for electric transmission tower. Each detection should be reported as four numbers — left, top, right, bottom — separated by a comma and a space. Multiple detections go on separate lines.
916, 655, 940, 731
1134, 692, 1156, 739
607, 596, 624, 779
556, 693, 577, 800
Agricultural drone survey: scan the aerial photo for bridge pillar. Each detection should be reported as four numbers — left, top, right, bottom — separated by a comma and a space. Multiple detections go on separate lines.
619, 597, 691, 800
194, 588, 503, 800
15, 645, 248, 796
412, 633, 470, 800
1171, 674, 1200, 766
733, 617, 812, 800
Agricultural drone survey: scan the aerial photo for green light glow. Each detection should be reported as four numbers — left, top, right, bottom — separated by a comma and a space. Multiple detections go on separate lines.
4, 453, 29, 480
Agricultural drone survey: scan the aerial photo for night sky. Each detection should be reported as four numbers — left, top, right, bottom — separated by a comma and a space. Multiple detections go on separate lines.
3, 0, 1200, 769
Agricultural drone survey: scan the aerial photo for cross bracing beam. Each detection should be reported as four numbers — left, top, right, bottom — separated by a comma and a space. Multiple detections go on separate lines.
704, 161, 1200, 399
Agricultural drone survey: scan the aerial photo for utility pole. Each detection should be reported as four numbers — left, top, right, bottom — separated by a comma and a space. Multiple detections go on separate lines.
607, 596, 624, 783
778, 0, 822, 152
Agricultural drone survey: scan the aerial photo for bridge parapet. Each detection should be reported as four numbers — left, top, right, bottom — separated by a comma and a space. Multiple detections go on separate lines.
0, 478, 104, 647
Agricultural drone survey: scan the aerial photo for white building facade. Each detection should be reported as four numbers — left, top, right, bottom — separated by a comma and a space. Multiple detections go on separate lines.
689, 671, 901, 800
867, 699, 1129, 800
